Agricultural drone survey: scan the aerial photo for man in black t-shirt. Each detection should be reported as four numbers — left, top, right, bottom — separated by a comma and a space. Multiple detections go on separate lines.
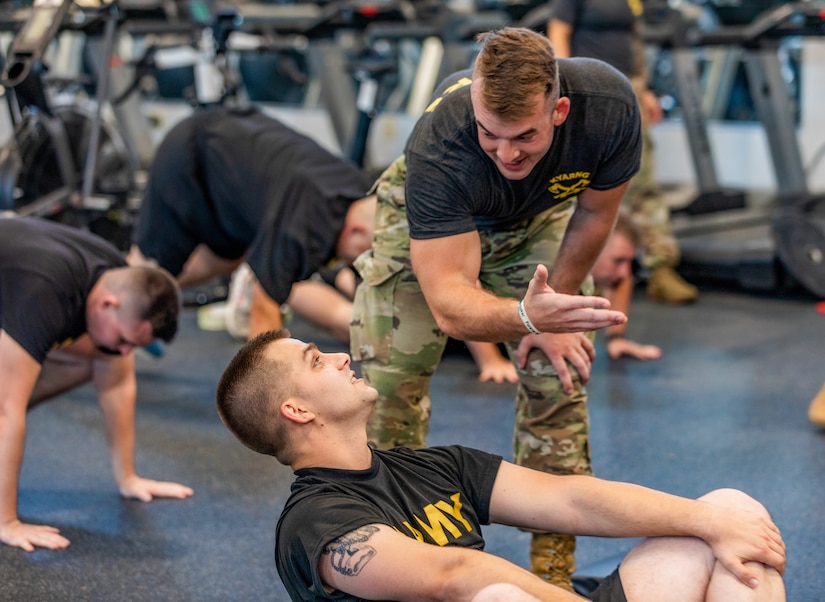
216, 329, 786, 602
349, 27, 635, 589
127, 106, 377, 341
0, 217, 193, 552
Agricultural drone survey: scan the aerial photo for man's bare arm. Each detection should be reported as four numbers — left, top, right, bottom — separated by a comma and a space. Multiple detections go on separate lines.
0, 331, 70, 551
318, 523, 583, 601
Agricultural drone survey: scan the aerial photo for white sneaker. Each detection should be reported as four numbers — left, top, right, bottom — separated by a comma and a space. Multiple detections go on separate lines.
225, 263, 254, 341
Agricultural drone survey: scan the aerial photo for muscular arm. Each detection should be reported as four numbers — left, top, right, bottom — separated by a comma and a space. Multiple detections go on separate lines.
93, 351, 139, 487
410, 231, 520, 341
548, 186, 627, 295
489, 462, 786, 584
93, 351, 193, 501
411, 229, 625, 342
318, 523, 582, 601
0, 331, 69, 551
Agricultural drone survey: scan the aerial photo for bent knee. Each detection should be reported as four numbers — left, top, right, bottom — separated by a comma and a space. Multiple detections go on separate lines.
471, 584, 542, 602
698, 488, 771, 518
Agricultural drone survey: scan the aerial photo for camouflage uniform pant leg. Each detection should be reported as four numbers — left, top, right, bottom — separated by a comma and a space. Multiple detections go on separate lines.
357, 271, 447, 450
625, 75, 680, 271
478, 201, 594, 590
350, 156, 447, 450
477, 199, 594, 478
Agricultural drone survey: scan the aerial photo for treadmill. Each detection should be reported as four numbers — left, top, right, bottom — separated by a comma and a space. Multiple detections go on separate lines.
645, 2, 825, 297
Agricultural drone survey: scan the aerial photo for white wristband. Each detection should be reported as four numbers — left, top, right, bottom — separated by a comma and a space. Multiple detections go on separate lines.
518, 299, 541, 335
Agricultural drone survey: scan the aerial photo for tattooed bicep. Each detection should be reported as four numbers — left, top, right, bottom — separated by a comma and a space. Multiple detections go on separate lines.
322, 525, 379, 577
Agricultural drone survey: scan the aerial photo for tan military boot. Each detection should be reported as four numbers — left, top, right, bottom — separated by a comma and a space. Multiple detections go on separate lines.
529, 532, 577, 593
647, 266, 699, 304
808, 382, 825, 427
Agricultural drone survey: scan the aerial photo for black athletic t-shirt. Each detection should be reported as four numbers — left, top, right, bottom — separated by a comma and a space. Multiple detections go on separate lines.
552, 0, 641, 77
137, 106, 372, 304
0, 218, 125, 363
276, 446, 502, 601
404, 58, 641, 240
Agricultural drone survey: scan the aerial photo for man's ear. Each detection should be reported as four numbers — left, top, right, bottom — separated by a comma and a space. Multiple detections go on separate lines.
280, 399, 314, 424
553, 96, 571, 126
91, 290, 120, 312
103, 294, 121, 310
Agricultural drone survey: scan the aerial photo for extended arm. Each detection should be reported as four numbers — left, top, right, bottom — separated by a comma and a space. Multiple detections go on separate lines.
410, 230, 625, 343
93, 350, 193, 501
489, 462, 786, 587
318, 523, 583, 601
0, 331, 69, 551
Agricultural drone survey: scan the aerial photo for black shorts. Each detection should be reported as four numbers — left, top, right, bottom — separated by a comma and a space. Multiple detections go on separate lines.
589, 568, 627, 602
134, 118, 247, 276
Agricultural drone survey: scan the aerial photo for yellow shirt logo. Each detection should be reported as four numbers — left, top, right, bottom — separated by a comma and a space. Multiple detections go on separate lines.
548, 172, 591, 199
393, 492, 473, 546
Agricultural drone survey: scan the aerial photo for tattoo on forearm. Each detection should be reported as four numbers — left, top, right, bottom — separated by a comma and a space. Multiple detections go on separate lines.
323, 526, 378, 576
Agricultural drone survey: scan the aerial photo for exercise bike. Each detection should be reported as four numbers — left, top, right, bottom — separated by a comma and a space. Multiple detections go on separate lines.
0, 0, 136, 249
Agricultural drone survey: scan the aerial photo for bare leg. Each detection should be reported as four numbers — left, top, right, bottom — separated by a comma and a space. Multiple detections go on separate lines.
619, 489, 785, 602
471, 584, 543, 602
177, 245, 243, 288
287, 280, 353, 343
249, 279, 284, 339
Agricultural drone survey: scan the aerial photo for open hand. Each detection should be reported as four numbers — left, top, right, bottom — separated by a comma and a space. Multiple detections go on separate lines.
0, 518, 70, 552
119, 475, 194, 502
523, 265, 626, 333
606, 337, 662, 361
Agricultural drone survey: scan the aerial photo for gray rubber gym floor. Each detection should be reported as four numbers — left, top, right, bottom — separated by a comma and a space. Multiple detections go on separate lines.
2, 281, 824, 601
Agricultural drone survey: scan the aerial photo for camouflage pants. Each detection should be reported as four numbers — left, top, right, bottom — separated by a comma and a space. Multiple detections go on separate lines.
626, 75, 680, 270
351, 155, 594, 478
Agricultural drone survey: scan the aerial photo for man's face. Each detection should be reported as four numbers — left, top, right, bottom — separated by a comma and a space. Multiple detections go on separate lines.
591, 232, 636, 290
87, 304, 154, 356
270, 338, 378, 417
471, 82, 568, 181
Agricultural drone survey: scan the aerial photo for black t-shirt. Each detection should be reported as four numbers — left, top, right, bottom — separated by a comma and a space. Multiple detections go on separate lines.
138, 106, 372, 304
0, 218, 125, 363
276, 446, 502, 601
404, 59, 640, 240
552, 0, 641, 77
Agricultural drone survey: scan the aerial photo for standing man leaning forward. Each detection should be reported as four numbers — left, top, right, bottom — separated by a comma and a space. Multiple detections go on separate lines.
0, 217, 193, 552
217, 330, 786, 602
350, 27, 636, 589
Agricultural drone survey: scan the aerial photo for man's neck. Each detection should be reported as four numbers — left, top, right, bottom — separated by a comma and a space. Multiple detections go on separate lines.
291, 437, 373, 472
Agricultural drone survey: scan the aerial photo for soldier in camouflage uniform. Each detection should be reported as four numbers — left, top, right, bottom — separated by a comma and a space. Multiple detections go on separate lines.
351, 28, 639, 591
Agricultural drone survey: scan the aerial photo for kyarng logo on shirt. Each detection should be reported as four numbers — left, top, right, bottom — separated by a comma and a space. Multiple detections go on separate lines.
548, 171, 591, 199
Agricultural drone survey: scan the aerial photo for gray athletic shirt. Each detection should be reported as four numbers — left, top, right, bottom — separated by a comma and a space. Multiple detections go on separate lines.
404, 58, 641, 240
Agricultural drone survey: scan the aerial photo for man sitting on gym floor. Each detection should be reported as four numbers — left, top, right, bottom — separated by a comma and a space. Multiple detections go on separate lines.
216, 329, 786, 601
0, 217, 193, 552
